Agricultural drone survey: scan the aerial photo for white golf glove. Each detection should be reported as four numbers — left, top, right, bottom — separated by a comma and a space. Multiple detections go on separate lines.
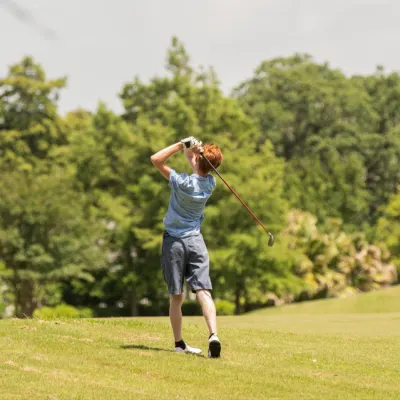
181, 137, 202, 149
193, 138, 202, 147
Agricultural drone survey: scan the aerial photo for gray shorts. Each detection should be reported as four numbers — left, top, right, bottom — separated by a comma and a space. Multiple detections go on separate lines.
161, 232, 212, 295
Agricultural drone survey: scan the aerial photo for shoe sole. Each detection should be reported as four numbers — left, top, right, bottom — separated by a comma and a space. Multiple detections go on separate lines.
174, 348, 202, 355
208, 340, 221, 358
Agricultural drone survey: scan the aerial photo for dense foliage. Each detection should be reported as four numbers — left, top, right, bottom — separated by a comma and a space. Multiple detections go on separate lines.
0, 38, 398, 317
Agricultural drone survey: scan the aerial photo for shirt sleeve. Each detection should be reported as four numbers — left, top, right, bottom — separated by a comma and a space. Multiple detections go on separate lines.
169, 169, 191, 192
210, 174, 217, 190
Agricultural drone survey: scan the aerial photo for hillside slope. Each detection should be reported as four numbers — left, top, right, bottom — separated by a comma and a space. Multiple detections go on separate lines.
251, 285, 400, 315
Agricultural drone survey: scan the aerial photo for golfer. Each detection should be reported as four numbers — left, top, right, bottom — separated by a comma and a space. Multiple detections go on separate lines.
150, 137, 223, 358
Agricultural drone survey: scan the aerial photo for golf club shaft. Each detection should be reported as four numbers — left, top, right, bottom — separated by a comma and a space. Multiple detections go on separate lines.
200, 152, 272, 236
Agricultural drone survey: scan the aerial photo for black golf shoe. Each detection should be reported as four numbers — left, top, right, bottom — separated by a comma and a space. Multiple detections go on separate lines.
208, 333, 221, 358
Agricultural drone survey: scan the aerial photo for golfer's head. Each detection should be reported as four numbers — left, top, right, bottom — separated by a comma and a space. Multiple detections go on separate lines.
198, 143, 223, 173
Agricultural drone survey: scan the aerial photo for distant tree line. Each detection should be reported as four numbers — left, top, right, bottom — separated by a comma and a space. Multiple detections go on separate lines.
0, 37, 399, 318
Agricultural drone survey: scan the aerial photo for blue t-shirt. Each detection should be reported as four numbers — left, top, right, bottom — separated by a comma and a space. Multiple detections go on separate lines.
163, 169, 216, 238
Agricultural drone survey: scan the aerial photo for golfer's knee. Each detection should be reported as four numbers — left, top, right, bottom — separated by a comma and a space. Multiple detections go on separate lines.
196, 289, 212, 301
169, 294, 184, 305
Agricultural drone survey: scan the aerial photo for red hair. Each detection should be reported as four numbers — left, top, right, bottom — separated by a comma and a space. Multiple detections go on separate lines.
199, 143, 223, 174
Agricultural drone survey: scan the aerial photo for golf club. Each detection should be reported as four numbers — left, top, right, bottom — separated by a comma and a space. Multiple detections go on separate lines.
200, 152, 275, 247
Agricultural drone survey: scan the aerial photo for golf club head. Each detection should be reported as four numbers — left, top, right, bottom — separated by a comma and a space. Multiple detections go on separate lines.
268, 234, 275, 247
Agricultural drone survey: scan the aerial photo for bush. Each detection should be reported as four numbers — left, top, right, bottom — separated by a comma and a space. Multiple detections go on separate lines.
78, 307, 94, 318
138, 302, 169, 316
215, 299, 235, 315
181, 299, 235, 316
93, 306, 130, 318
33, 303, 93, 319
182, 300, 202, 316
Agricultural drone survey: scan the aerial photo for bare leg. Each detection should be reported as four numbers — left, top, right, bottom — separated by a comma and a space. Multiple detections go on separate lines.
196, 290, 217, 335
169, 294, 184, 341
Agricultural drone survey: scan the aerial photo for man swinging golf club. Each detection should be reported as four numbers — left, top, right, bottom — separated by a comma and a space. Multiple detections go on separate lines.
151, 137, 223, 358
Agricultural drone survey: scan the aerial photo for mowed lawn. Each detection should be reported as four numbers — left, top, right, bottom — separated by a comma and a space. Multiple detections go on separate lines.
1, 287, 400, 400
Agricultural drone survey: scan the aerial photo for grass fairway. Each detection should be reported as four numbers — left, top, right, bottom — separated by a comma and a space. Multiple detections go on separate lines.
1, 287, 400, 399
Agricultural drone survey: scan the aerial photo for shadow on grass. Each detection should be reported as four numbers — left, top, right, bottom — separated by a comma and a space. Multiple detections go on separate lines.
121, 344, 205, 357
121, 344, 173, 352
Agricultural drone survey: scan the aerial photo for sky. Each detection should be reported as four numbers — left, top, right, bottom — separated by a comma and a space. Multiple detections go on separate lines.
1, 0, 399, 114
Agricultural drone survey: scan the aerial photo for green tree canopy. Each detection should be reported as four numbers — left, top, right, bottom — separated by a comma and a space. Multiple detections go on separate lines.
234, 54, 400, 227
0, 169, 104, 317
0, 57, 67, 170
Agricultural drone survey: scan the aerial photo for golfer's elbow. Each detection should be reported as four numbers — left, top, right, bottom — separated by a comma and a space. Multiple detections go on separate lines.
150, 154, 159, 166
151, 155, 165, 171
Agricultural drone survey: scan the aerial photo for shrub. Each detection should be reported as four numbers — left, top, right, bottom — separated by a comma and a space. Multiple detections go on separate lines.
139, 302, 169, 316
77, 307, 94, 318
33, 303, 93, 319
182, 300, 202, 316
181, 299, 235, 316
215, 299, 235, 315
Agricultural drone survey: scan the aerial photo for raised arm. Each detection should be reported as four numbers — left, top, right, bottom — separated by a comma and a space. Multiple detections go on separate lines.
183, 147, 197, 170
150, 142, 183, 180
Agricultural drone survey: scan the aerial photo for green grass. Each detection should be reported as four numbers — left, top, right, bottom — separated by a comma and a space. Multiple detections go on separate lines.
252, 285, 400, 315
1, 287, 400, 399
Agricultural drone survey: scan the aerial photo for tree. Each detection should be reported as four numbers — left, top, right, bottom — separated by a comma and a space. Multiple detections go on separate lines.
377, 187, 400, 277
234, 54, 400, 227
0, 57, 67, 170
58, 104, 155, 316
353, 70, 400, 218
0, 169, 104, 317
284, 148, 369, 227
354, 67, 400, 134
234, 54, 377, 158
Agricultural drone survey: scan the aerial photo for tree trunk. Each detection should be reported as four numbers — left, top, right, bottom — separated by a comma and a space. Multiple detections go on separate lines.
235, 285, 242, 315
19, 280, 36, 318
13, 269, 21, 317
130, 285, 138, 317
184, 284, 190, 300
